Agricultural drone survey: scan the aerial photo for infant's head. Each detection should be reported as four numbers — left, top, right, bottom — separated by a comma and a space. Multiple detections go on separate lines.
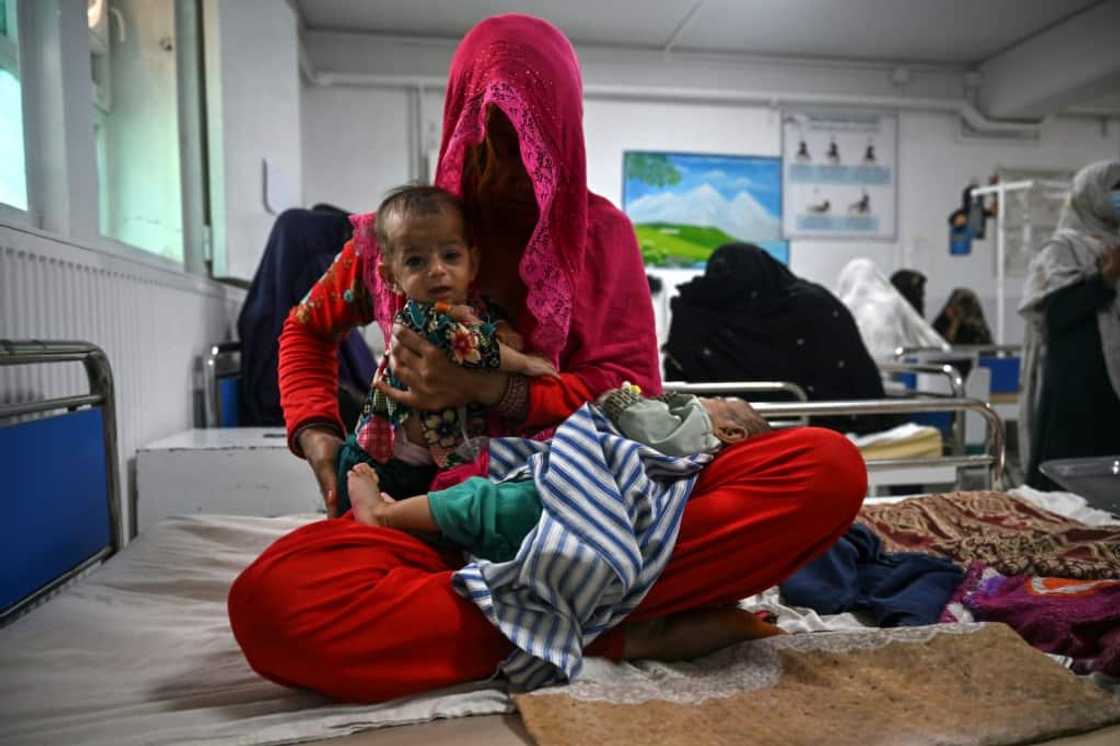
376, 185, 477, 304
699, 397, 770, 444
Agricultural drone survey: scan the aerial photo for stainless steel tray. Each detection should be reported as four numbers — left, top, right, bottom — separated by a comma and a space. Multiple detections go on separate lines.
1038, 456, 1120, 514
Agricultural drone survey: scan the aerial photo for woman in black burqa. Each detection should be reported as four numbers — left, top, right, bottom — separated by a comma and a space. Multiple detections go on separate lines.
664, 242, 896, 434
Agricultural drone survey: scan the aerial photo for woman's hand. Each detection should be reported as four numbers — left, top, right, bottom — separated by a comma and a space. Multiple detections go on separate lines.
377, 324, 509, 409
299, 426, 344, 517
494, 321, 525, 352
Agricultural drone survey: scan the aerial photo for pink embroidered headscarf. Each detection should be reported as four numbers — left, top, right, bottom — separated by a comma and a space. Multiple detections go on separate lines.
353, 14, 659, 395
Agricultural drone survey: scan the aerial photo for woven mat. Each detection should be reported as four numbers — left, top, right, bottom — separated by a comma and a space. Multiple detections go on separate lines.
515, 623, 1120, 746
859, 491, 1120, 580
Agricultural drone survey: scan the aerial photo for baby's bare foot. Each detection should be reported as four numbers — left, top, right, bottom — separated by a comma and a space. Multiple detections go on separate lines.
348, 463, 392, 526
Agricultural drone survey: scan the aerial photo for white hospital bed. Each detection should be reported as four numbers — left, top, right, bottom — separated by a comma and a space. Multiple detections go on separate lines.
5, 341, 1111, 746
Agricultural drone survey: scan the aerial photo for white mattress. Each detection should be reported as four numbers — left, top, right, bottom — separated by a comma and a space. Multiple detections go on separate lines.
1, 490, 1111, 745
0, 514, 510, 746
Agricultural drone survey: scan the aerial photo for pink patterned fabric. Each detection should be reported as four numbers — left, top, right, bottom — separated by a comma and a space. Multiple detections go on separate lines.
941, 562, 1120, 677
350, 212, 404, 345
353, 14, 659, 395
429, 448, 491, 492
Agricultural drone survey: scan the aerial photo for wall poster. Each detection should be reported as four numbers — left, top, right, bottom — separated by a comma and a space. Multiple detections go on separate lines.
622, 151, 788, 268
781, 110, 898, 240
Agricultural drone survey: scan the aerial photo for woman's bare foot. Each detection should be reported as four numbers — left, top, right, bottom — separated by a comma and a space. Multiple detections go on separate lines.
622, 605, 786, 662
347, 463, 395, 526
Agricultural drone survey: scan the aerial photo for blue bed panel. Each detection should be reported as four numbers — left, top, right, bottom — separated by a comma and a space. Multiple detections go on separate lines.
0, 408, 111, 614
979, 355, 1021, 394
218, 376, 240, 427
910, 411, 955, 439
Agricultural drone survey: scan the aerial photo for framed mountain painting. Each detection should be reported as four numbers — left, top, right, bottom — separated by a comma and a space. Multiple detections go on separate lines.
622, 151, 788, 268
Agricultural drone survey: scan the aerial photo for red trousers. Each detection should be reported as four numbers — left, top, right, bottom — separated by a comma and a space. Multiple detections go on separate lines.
228, 427, 866, 702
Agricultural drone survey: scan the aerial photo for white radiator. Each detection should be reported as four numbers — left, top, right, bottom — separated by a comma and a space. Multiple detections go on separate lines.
1, 224, 244, 539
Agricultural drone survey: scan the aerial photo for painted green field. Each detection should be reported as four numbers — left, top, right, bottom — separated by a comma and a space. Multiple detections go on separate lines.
634, 223, 738, 267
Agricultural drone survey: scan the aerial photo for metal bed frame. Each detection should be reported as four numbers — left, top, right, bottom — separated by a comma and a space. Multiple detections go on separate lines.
879, 361, 967, 455
663, 379, 1005, 490
894, 344, 1023, 360
668, 370, 972, 457
0, 340, 122, 624
893, 344, 1025, 429
202, 341, 242, 427
663, 380, 809, 426
663, 380, 809, 401
754, 397, 1005, 490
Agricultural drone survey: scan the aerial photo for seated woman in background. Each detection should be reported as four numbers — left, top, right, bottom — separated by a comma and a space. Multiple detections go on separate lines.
237, 205, 376, 428
836, 257, 949, 361
663, 243, 897, 434
1020, 159, 1120, 490
890, 269, 927, 317
933, 288, 993, 345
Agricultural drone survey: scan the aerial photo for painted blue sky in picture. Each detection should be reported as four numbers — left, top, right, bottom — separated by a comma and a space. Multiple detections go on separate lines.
622, 152, 787, 267
625, 154, 781, 211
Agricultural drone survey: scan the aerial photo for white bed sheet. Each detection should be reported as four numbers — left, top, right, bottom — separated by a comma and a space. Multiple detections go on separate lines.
1, 489, 1110, 745
1010, 485, 1120, 526
0, 514, 511, 746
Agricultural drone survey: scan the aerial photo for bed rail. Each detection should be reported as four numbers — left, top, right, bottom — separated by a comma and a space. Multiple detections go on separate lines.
0, 340, 121, 625
749, 397, 1005, 490
663, 380, 809, 426
878, 361, 966, 455
202, 341, 242, 427
894, 343, 1022, 360
663, 380, 809, 401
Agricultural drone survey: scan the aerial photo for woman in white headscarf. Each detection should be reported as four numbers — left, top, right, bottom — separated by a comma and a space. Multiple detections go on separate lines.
1019, 160, 1120, 489
836, 258, 950, 362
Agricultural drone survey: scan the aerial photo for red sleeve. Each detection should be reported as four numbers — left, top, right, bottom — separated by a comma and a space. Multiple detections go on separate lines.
522, 373, 595, 430
278, 240, 376, 454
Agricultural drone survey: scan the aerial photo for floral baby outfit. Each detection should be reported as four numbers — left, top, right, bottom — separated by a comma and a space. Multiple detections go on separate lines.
356, 298, 504, 467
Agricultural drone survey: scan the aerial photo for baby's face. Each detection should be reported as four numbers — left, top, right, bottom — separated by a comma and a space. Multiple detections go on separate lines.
381, 208, 477, 304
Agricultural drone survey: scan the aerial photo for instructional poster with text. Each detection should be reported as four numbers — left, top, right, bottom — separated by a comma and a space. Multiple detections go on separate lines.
781, 111, 897, 240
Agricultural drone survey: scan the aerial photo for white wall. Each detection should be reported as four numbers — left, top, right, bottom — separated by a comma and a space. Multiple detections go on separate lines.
0, 222, 244, 541
300, 34, 1120, 347
585, 102, 1120, 345
301, 86, 412, 213
204, 0, 301, 281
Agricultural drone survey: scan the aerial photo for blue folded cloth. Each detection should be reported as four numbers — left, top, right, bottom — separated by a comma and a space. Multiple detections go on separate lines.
780, 522, 964, 627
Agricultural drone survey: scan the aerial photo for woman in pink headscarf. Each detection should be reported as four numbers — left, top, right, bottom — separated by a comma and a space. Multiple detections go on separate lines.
228, 15, 865, 702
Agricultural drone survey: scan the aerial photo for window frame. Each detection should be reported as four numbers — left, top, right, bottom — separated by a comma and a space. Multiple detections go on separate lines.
1, 0, 212, 278
0, 0, 31, 223
0, 0, 17, 73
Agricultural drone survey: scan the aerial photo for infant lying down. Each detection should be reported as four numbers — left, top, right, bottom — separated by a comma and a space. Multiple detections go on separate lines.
346, 385, 784, 663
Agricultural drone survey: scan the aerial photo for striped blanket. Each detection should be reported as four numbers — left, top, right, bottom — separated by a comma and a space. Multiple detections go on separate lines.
452, 404, 711, 690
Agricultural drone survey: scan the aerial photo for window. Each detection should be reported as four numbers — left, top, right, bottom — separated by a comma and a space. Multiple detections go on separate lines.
92, 0, 184, 263
0, 0, 28, 211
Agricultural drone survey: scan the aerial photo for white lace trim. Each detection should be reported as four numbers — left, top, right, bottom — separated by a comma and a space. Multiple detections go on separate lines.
527, 623, 987, 706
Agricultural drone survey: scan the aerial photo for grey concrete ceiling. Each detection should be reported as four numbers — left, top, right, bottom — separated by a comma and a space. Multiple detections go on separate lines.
294, 0, 1103, 66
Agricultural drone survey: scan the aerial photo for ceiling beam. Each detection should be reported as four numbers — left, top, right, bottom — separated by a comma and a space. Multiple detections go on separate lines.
662, 1, 703, 54
978, 0, 1120, 118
